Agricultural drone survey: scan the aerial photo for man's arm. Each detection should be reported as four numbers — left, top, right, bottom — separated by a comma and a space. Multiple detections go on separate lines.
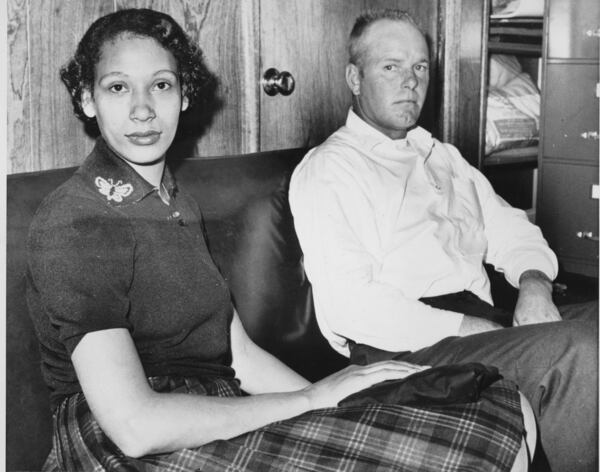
451, 147, 559, 301
450, 150, 561, 326
290, 152, 466, 353
513, 269, 561, 325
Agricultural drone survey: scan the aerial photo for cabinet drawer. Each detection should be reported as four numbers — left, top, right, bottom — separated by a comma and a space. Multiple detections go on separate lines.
537, 162, 599, 274
547, 0, 599, 59
542, 63, 599, 163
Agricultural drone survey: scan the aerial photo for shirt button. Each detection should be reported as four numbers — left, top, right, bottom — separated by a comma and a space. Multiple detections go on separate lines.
171, 211, 181, 219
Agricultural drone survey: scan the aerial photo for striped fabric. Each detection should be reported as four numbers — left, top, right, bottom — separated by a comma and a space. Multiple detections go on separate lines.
43, 376, 523, 472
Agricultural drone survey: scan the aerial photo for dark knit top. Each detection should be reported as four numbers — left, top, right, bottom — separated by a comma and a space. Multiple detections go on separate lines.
26, 138, 234, 409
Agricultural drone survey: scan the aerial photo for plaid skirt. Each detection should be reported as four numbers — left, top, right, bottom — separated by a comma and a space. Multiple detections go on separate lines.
43, 375, 524, 472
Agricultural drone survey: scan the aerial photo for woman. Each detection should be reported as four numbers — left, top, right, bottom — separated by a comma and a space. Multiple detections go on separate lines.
27, 8, 533, 471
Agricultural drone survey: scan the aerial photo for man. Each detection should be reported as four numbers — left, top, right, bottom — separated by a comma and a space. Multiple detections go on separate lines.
290, 9, 597, 472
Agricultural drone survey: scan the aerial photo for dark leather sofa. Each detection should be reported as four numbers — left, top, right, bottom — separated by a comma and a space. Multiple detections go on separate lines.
6, 148, 347, 471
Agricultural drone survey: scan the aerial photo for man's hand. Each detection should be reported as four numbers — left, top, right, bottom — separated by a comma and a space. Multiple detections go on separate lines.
513, 270, 561, 326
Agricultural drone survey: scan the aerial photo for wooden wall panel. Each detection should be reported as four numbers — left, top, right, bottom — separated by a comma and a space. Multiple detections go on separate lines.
7, 0, 248, 174
116, 0, 246, 159
7, 0, 446, 173
7, 0, 31, 174
437, 0, 486, 166
258, 0, 439, 152
28, 0, 112, 172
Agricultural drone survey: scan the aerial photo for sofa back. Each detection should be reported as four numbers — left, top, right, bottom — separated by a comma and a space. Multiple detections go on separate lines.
6, 148, 347, 471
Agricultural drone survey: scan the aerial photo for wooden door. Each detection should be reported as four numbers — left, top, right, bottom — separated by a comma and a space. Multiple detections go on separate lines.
257, 0, 440, 152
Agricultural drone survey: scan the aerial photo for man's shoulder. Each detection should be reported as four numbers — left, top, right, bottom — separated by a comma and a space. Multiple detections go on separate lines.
428, 137, 475, 174
296, 127, 369, 175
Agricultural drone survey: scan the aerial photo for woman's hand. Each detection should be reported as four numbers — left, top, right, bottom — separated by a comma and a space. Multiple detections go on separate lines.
303, 361, 430, 410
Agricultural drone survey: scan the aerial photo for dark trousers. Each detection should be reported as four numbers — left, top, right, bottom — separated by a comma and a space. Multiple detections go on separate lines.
350, 296, 598, 472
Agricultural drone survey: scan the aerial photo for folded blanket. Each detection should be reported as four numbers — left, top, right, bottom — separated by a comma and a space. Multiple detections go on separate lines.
339, 362, 503, 407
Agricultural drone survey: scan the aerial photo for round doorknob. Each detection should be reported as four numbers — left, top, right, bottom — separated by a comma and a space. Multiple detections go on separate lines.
576, 231, 599, 242
262, 68, 295, 96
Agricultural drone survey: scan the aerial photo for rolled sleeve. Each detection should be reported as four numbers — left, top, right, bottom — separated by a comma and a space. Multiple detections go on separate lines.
460, 155, 558, 287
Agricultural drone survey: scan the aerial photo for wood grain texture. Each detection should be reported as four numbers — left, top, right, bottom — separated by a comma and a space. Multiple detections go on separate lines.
28, 0, 112, 172
117, 0, 246, 158
8, 0, 446, 172
437, 0, 486, 167
7, 0, 31, 174
259, 0, 439, 152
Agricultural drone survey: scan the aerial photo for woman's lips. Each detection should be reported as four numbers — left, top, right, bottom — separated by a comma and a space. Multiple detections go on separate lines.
125, 131, 161, 145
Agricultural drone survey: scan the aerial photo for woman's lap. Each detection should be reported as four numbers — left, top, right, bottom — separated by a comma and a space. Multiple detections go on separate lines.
45, 376, 523, 472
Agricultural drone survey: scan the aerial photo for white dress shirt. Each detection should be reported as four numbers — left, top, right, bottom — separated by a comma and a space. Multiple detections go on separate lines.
289, 109, 558, 356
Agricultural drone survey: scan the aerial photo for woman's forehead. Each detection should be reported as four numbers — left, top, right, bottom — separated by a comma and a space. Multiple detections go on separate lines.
96, 35, 177, 75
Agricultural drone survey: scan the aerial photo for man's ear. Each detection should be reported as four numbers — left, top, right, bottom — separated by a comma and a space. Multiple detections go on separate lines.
345, 63, 361, 96
181, 95, 189, 112
81, 89, 96, 119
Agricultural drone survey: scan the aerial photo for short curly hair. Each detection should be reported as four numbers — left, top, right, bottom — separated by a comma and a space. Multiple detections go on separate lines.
60, 8, 216, 123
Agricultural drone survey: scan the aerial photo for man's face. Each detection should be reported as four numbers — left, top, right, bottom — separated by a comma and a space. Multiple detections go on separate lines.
347, 19, 430, 139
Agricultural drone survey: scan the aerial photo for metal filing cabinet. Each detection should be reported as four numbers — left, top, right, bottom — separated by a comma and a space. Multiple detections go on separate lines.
537, 0, 599, 276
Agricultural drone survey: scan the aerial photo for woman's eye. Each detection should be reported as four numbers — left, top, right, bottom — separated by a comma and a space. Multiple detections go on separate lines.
108, 83, 126, 93
154, 81, 172, 91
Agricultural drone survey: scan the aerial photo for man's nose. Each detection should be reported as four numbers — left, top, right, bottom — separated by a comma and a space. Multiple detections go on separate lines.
401, 70, 418, 90
129, 91, 156, 121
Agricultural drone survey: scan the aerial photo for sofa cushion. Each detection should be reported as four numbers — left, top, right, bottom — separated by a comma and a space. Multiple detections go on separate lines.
7, 166, 78, 471
6, 148, 346, 471
174, 150, 347, 380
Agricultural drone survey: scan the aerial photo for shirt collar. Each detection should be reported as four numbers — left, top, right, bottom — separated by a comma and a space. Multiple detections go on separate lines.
344, 108, 435, 160
77, 137, 177, 206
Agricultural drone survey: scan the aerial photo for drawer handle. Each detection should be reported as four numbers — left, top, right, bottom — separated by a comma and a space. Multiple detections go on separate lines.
585, 29, 600, 38
576, 231, 599, 242
580, 131, 599, 140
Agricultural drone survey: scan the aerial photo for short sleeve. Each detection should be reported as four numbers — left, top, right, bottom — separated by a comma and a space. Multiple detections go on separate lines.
27, 192, 135, 354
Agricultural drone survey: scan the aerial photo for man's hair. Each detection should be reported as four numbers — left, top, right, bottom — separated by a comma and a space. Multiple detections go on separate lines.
348, 9, 423, 69
60, 8, 216, 124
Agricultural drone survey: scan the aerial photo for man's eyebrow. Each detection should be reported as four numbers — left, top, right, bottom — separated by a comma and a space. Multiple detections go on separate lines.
378, 57, 430, 64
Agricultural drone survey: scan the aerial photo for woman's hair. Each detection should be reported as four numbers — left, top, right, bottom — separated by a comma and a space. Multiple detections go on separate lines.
348, 9, 423, 70
60, 8, 215, 123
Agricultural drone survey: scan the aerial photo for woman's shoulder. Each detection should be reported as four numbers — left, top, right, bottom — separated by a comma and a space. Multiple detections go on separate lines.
29, 171, 130, 244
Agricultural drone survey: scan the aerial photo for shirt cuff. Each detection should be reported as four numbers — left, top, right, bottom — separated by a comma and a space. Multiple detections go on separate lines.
504, 253, 558, 288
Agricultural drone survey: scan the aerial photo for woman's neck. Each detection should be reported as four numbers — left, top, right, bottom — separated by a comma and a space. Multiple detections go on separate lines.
128, 159, 166, 187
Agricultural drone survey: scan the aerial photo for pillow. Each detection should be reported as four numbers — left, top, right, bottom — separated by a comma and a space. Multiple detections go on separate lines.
489, 54, 522, 88
486, 55, 540, 154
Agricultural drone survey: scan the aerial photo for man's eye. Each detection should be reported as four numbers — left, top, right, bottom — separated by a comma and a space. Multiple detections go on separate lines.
415, 64, 428, 72
383, 65, 397, 71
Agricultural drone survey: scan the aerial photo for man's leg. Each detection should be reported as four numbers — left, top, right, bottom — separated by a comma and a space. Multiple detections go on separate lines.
397, 312, 597, 472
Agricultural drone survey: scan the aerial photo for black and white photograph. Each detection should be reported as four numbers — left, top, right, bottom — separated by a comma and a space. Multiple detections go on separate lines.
4, 1, 599, 471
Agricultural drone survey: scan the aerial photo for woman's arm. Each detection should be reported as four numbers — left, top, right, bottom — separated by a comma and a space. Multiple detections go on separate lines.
72, 325, 426, 459
229, 310, 310, 393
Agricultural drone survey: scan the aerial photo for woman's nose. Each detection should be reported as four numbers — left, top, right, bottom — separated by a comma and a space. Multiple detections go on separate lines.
129, 91, 156, 121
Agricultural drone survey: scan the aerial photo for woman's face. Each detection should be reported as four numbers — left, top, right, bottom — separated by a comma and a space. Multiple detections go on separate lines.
82, 34, 188, 167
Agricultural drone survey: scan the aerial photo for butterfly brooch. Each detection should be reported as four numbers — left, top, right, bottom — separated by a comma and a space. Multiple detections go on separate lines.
95, 177, 134, 202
